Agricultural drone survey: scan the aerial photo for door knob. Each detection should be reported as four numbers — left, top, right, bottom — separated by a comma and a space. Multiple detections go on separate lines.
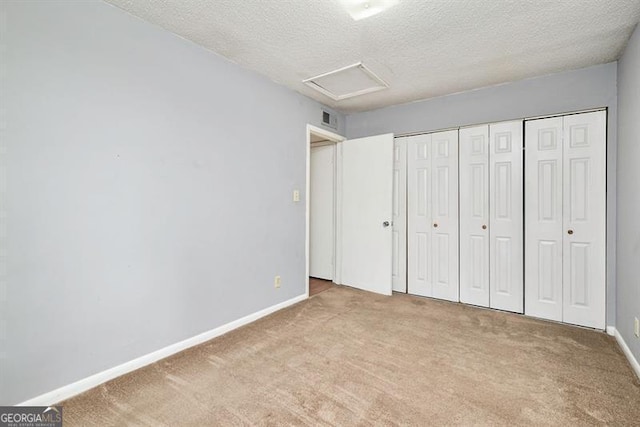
433, 223, 438, 228
482, 225, 487, 230
383, 221, 390, 227
567, 229, 574, 235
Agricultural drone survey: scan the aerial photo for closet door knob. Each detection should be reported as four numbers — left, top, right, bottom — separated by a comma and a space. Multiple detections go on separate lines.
433, 223, 438, 228
482, 225, 487, 230
567, 229, 574, 235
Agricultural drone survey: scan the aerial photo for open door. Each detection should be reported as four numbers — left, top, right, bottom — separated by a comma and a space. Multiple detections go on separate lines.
339, 133, 394, 295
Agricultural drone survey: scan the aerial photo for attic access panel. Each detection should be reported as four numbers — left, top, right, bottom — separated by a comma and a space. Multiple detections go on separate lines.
303, 63, 388, 101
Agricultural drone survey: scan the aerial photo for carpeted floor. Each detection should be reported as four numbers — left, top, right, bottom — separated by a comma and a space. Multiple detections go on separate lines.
309, 277, 333, 296
60, 286, 640, 426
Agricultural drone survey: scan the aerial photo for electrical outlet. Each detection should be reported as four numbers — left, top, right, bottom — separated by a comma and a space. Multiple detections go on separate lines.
634, 317, 639, 338
293, 190, 300, 202
274, 275, 281, 289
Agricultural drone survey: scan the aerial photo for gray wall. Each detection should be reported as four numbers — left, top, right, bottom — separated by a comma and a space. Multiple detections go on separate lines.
0, 1, 343, 404
347, 62, 618, 328
616, 24, 640, 362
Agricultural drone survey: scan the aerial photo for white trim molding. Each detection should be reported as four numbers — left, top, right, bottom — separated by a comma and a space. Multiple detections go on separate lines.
606, 325, 616, 336
19, 294, 307, 406
610, 327, 640, 380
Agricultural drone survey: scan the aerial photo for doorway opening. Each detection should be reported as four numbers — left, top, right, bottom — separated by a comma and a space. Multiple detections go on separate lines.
306, 125, 345, 297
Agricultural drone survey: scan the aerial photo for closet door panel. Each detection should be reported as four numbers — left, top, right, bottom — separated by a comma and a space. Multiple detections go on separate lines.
431, 130, 459, 302
407, 135, 433, 297
392, 138, 408, 293
525, 117, 564, 322
489, 121, 524, 313
562, 111, 606, 329
459, 126, 490, 307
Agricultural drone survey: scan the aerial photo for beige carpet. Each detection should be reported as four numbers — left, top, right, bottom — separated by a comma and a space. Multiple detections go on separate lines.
309, 277, 334, 296
61, 286, 640, 426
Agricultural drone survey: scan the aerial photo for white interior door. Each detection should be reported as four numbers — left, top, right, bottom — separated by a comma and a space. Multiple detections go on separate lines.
340, 133, 394, 296
489, 120, 524, 313
407, 134, 433, 297
431, 130, 459, 302
407, 130, 459, 301
310, 144, 335, 280
459, 125, 489, 307
562, 111, 606, 329
525, 113, 606, 328
392, 138, 407, 293
525, 117, 564, 322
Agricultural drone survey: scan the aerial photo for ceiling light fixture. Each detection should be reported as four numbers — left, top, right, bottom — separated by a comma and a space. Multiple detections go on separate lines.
340, 0, 399, 21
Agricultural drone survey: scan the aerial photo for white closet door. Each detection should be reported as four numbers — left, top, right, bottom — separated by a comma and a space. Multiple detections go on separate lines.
525, 117, 564, 321
562, 111, 606, 329
310, 145, 335, 280
459, 125, 490, 307
407, 134, 433, 296
392, 138, 407, 292
431, 130, 459, 302
340, 134, 394, 296
489, 121, 524, 313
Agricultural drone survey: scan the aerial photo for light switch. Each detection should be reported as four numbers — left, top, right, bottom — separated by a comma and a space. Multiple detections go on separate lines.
293, 190, 300, 202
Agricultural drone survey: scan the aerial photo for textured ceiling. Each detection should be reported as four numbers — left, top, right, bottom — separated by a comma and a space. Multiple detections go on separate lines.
106, 0, 640, 113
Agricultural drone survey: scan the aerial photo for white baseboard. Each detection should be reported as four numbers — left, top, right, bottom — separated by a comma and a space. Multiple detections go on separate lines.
606, 325, 616, 336
18, 294, 307, 406
610, 327, 640, 380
